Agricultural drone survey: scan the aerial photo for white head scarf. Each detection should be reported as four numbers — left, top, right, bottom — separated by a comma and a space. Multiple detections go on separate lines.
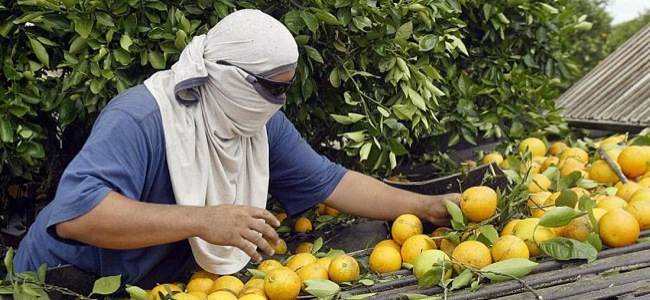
143, 9, 298, 274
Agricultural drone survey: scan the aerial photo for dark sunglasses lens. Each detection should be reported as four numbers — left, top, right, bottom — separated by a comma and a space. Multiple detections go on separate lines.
260, 80, 292, 96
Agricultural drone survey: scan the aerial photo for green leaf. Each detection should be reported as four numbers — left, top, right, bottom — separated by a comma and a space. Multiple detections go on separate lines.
539, 207, 585, 228
478, 225, 499, 245
451, 269, 473, 290
555, 189, 578, 208
113, 49, 132, 65
329, 68, 340, 88
331, 113, 364, 125
0, 117, 14, 143
120, 33, 133, 51
395, 22, 413, 40
28, 37, 49, 67
407, 87, 426, 110
37, 264, 47, 283
284, 10, 304, 33
312, 237, 324, 254
352, 16, 372, 31
74, 18, 94, 38
247, 268, 266, 279
4, 248, 14, 276
446, 200, 465, 230
148, 50, 165, 69
175, 30, 188, 49
303, 279, 340, 298
480, 258, 538, 282
300, 11, 319, 33
358, 278, 374, 286
344, 293, 377, 300
91, 275, 121, 295
69, 36, 87, 54
304, 46, 324, 63
125, 285, 148, 300
558, 171, 583, 190
418, 266, 443, 288
418, 34, 437, 52
448, 35, 468, 56
540, 237, 598, 262
314, 9, 340, 25
360, 142, 372, 161
587, 232, 603, 251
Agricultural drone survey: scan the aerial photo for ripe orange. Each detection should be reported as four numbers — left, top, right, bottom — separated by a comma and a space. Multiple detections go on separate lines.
549, 142, 568, 156
596, 195, 627, 211
638, 177, 650, 188
369, 246, 402, 273
257, 260, 283, 274
616, 181, 642, 201
629, 188, 650, 204
491, 235, 529, 262
541, 156, 560, 172
618, 146, 650, 178
625, 199, 650, 230
294, 217, 313, 233
272, 239, 287, 255
560, 147, 589, 163
238, 294, 266, 300
559, 157, 586, 177
316, 257, 332, 271
513, 218, 555, 257
264, 268, 301, 300
599, 209, 640, 248
187, 292, 207, 300
206, 291, 237, 300
315, 204, 327, 216
528, 192, 551, 208
482, 152, 504, 165
286, 253, 317, 272
275, 212, 288, 223
391, 214, 423, 245
149, 284, 183, 300
413, 250, 452, 280
528, 174, 551, 193
243, 278, 264, 291
519, 138, 547, 157
375, 239, 401, 252
210, 276, 243, 295
186, 278, 214, 294
329, 255, 360, 283
460, 186, 498, 222
430, 227, 450, 248
295, 242, 313, 254
324, 206, 340, 216
451, 241, 492, 272
561, 215, 592, 242
296, 262, 329, 283
501, 219, 521, 236
592, 208, 608, 222
400, 234, 436, 264
191, 270, 219, 281
589, 160, 619, 184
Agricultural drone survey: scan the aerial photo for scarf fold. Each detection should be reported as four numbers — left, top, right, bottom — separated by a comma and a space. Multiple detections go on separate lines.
143, 9, 298, 274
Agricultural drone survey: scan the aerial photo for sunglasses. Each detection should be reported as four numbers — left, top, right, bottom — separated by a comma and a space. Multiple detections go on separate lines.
217, 60, 294, 96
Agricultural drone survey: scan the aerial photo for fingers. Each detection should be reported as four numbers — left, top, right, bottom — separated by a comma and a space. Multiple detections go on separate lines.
247, 207, 280, 227
249, 218, 280, 248
234, 238, 262, 263
447, 193, 461, 204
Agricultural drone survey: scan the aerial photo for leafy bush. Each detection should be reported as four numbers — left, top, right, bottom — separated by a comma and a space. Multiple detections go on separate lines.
0, 0, 607, 210
607, 9, 650, 51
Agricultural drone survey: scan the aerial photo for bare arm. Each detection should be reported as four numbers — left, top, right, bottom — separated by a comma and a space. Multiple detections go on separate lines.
324, 171, 460, 226
56, 191, 280, 262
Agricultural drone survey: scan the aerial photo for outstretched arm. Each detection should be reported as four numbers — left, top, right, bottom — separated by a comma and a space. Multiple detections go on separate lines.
324, 171, 460, 226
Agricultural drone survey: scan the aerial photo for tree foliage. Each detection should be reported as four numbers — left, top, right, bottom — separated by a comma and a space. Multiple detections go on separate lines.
607, 9, 650, 51
0, 0, 609, 208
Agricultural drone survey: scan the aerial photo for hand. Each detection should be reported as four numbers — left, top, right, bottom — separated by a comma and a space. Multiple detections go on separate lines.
195, 204, 280, 263
418, 193, 461, 226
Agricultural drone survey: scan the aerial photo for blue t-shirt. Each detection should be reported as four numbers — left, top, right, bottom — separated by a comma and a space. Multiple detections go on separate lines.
14, 85, 346, 287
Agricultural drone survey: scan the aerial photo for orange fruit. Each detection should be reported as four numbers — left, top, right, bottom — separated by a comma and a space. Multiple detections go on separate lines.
187, 278, 215, 294
528, 192, 551, 208
264, 268, 301, 300
191, 270, 219, 281
592, 208, 608, 222
512, 218, 555, 257
238, 294, 266, 300
328, 255, 360, 283
541, 156, 560, 172
258, 260, 283, 274
272, 239, 287, 255
599, 209, 640, 247
413, 250, 452, 280
324, 206, 340, 216
491, 235, 529, 262
294, 217, 313, 233
296, 262, 329, 283
501, 219, 521, 236
391, 214, 423, 245
430, 227, 450, 248
210, 276, 243, 295
625, 199, 650, 230
315, 204, 327, 216
286, 253, 317, 272
375, 239, 401, 252
638, 177, 650, 188
369, 246, 402, 273
589, 160, 619, 185
616, 181, 642, 201
559, 157, 586, 177
528, 174, 551, 193
316, 257, 332, 271
549, 142, 568, 156
275, 212, 288, 223
149, 284, 183, 300
187, 292, 207, 300
482, 152, 504, 165
560, 147, 589, 163
243, 278, 265, 291
596, 195, 627, 211
618, 146, 650, 178
451, 241, 492, 272
460, 186, 498, 222
561, 215, 592, 242
519, 138, 547, 157
206, 291, 237, 300
295, 242, 313, 254
400, 234, 435, 264
629, 188, 650, 204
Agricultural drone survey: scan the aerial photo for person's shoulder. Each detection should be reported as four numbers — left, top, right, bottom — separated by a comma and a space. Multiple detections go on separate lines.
266, 110, 292, 143
102, 85, 160, 123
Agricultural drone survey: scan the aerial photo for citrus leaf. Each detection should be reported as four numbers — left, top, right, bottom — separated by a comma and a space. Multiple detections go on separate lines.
304, 279, 340, 298
91, 275, 121, 295
74, 18, 94, 38
314, 9, 340, 25
555, 189, 578, 208
478, 225, 499, 245
28, 37, 49, 67
539, 207, 585, 228
540, 237, 598, 262
358, 278, 374, 286
120, 33, 133, 51
125, 285, 148, 300
445, 200, 465, 229
312, 237, 324, 254
0, 117, 14, 143
395, 21, 413, 40
304, 46, 324, 63
247, 268, 266, 279
451, 269, 473, 290
148, 50, 165, 69
480, 258, 538, 282
4, 248, 13, 276
344, 293, 377, 300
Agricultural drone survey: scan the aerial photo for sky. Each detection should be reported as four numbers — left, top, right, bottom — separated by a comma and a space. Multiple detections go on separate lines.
605, 0, 650, 24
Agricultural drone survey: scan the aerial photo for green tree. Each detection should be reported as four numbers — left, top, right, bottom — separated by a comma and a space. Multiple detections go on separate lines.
607, 9, 650, 50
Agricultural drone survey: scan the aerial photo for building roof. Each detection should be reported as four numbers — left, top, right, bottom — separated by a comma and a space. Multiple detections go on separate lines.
556, 24, 650, 131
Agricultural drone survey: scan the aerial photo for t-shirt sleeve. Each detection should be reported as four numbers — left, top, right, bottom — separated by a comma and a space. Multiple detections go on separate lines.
46, 108, 150, 241
267, 111, 348, 216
